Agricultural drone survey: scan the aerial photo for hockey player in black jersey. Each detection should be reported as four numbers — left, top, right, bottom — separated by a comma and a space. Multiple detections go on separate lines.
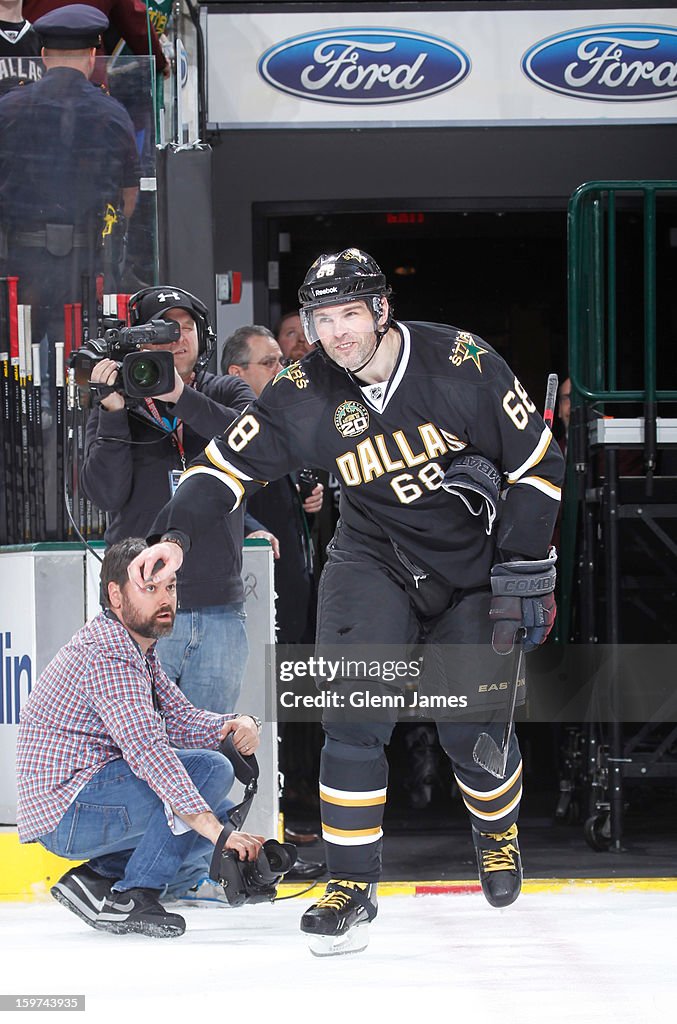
130, 248, 565, 956
0, 2, 42, 97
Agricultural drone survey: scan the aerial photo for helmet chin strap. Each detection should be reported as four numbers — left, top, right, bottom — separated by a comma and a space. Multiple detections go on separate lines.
318, 313, 390, 376
347, 328, 385, 376
346, 311, 393, 376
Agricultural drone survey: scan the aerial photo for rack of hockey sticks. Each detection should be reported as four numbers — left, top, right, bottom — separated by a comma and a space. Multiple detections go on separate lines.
0, 276, 46, 544
0, 278, 130, 544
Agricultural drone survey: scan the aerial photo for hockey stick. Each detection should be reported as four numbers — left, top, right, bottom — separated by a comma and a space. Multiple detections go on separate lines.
55, 342, 66, 540
473, 373, 559, 780
472, 634, 526, 780
32, 343, 46, 541
542, 372, 559, 431
7, 277, 25, 541
0, 278, 13, 543
17, 305, 32, 540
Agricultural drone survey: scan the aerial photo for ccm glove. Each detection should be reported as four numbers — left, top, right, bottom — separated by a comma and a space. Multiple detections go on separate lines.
489, 549, 557, 654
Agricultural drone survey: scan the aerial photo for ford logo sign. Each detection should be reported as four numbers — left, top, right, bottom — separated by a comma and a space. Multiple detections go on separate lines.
522, 24, 677, 101
258, 28, 470, 104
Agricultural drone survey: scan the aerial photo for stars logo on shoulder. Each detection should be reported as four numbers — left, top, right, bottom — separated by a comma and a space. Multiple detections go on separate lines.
449, 331, 488, 373
272, 361, 309, 390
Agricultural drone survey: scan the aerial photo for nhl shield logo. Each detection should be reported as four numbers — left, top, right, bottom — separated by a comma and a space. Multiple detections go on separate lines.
334, 400, 370, 438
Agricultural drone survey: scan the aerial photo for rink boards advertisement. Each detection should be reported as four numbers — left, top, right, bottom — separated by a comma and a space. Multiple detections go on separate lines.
0, 545, 278, 834
204, 7, 677, 127
0, 550, 86, 823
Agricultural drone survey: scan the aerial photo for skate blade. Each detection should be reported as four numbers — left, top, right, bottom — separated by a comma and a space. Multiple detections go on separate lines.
305, 923, 370, 958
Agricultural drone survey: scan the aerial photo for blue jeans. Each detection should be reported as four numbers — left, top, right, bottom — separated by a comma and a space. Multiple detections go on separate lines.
38, 750, 234, 897
155, 604, 248, 714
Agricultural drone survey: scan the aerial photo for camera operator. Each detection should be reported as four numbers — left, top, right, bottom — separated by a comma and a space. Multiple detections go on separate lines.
16, 538, 266, 938
80, 286, 276, 714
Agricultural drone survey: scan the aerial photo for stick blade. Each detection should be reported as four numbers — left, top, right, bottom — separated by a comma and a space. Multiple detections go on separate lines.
472, 732, 508, 779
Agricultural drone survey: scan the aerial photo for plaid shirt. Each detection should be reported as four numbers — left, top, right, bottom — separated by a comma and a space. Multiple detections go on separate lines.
16, 612, 236, 842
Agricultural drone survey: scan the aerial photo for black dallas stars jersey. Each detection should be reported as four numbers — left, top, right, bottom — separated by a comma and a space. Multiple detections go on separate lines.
0, 21, 42, 97
156, 322, 565, 590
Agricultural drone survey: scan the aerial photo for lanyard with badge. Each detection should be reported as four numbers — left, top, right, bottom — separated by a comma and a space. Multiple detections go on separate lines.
144, 396, 186, 496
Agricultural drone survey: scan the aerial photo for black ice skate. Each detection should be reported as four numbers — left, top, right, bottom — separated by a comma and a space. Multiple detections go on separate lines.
300, 879, 377, 957
95, 887, 186, 937
51, 863, 113, 929
473, 823, 522, 908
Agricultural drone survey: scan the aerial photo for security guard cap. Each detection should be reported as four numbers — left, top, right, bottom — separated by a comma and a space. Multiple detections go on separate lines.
33, 5, 109, 49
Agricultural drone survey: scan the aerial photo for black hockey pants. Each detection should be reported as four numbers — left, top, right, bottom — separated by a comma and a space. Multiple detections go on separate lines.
315, 522, 523, 882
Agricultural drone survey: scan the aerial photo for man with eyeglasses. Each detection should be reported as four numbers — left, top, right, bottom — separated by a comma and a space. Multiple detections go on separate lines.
224, 325, 291, 397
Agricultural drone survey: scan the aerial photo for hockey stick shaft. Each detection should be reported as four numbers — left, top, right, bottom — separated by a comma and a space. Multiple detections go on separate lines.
0, 277, 13, 543
543, 372, 559, 429
32, 343, 46, 541
55, 342, 66, 539
473, 637, 525, 779
473, 373, 559, 779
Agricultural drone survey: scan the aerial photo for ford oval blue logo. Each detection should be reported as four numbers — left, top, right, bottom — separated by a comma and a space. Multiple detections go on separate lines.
258, 28, 470, 104
523, 24, 677, 101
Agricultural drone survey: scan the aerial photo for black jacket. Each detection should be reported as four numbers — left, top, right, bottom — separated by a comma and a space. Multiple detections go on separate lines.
81, 372, 257, 608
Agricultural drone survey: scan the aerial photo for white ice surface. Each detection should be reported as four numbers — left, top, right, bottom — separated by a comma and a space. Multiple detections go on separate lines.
1, 890, 675, 1022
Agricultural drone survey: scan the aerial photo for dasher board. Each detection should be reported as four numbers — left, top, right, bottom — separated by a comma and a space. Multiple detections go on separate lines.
589, 418, 677, 445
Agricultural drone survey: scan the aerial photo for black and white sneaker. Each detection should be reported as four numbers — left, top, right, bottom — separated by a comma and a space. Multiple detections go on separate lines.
301, 879, 377, 957
50, 864, 113, 929
473, 823, 523, 908
95, 888, 186, 938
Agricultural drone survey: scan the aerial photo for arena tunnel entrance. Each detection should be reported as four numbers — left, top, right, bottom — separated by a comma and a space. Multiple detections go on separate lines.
257, 204, 570, 403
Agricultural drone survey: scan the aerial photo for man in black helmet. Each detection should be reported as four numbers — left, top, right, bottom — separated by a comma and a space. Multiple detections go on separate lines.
129, 248, 565, 954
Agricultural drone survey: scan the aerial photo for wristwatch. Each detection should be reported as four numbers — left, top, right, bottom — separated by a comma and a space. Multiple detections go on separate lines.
246, 715, 263, 734
160, 531, 185, 550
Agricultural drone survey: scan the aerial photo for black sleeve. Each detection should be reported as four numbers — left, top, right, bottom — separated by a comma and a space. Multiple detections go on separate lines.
464, 352, 565, 560
80, 404, 135, 511
149, 373, 319, 543
168, 375, 255, 441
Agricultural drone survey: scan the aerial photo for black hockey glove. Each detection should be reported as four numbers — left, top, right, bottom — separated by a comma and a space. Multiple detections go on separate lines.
489, 549, 557, 654
442, 454, 502, 536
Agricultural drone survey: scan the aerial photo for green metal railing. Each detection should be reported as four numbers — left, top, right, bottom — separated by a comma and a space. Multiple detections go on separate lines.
558, 180, 677, 641
568, 180, 677, 405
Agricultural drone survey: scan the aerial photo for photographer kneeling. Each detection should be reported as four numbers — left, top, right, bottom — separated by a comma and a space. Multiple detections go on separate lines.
15, 539, 291, 939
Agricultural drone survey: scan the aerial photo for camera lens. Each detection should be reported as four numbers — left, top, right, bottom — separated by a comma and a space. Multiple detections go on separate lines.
128, 357, 161, 390
262, 840, 297, 875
